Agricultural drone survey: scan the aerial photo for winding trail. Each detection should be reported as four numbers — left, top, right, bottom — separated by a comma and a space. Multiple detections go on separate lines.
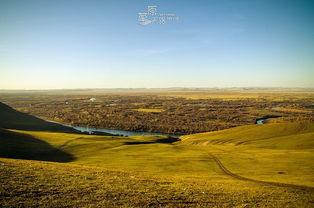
208, 153, 314, 192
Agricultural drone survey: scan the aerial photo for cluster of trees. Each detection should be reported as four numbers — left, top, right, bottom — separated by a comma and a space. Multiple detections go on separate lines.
2, 93, 313, 135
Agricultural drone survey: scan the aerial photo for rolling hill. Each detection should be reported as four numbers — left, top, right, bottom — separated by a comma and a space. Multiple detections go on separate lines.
0, 103, 313, 207
180, 122, 314, 149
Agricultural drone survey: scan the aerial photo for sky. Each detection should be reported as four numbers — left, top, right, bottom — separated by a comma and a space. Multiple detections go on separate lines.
0, 0, 313, 89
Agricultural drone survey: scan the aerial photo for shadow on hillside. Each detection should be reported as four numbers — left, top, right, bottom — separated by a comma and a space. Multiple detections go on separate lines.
0, 129, 74, 162
0, 102, 79, 133
124, 137, 180, 145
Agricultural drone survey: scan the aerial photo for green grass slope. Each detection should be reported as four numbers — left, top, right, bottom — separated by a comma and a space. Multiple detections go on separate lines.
5, 129, 215, 179
0, 104, 313, 207
180, 122, 314, 186
180, 122, 314, 149
4, 125, 314, 187
1, 158, 313, 208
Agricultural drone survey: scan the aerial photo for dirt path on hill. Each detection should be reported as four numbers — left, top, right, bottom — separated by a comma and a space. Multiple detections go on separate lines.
208, 153, 314, 192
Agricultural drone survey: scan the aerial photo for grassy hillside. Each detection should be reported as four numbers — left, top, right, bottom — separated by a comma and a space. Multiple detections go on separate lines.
180, 122, 314, 186
1, 158, 313, 208
3, 123, 314, 187
0, 104, 313, 207
4, 129, 214, 178
180, 122, 314, 149
0, 102, 78, 132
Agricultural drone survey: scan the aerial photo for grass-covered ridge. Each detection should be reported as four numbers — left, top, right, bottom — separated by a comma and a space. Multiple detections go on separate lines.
180, 122, 314, 149
180, 122, 314, 187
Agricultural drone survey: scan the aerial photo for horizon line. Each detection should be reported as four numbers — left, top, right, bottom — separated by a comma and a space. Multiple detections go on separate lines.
1, 87, 314, 91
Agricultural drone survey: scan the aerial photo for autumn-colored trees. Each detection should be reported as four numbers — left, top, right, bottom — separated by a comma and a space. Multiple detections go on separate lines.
1, 93, 313, 135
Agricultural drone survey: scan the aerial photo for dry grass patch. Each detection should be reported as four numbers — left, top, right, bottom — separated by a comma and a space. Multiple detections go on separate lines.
133, 108, 165, 113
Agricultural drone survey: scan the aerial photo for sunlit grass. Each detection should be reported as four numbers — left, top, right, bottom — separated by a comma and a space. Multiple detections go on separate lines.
1, 122, 314, 207
5, 122, 314, 186
180, 122, 314, 186
133, 108, 165, 113
2, 157, 312, 208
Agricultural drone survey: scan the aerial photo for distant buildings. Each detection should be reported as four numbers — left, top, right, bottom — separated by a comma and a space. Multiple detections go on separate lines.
90, 98, 96, 101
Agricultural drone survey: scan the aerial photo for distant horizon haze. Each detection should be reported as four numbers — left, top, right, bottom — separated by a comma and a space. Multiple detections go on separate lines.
1, 86, 314, 91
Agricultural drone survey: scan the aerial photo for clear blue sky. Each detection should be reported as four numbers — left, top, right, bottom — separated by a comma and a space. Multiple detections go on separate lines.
0, 0, 313, 89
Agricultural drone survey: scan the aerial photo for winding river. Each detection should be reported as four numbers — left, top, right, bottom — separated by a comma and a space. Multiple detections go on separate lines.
47, 120, 180, 138
255, 115, 281, 125
48, 115, 274, 138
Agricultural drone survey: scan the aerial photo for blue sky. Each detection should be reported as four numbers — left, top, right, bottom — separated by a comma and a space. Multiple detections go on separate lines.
0, 0, 313, 89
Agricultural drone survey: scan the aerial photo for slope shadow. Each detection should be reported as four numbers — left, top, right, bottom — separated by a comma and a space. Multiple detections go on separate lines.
0, 129, 74, 162
124, 137, 180, 145
0, 102, 79, 133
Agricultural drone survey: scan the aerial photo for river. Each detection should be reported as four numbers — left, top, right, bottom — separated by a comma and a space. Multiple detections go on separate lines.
256, 119, 265, 124
47, 120, 180, 138
48, 117, 270, 137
